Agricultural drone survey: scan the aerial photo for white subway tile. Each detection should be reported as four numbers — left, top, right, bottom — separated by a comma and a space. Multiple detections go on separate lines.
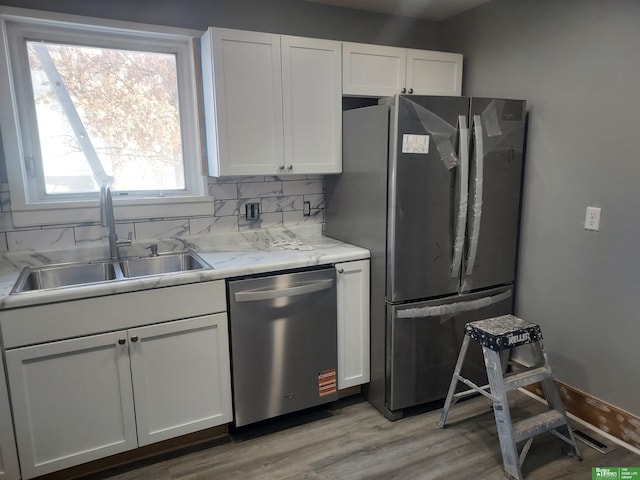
211, 216, 240, 233
190, 216, 238, 235
215, 198, 260, 217
239, 212, 283, 231
74, 224, 135, 245
135, 219, 190, 240
0, 212, 14, 232
282, 179, 323, 196
261, 196, 303, 213
266, 174, 307, 181
283, 209, 324, 226
209, 183, 238, 200
218, 176, 265, 184
303, 193, 325, 210
0, 193, 11, 213
7, 228, 75, 251
238, 181, 283, 199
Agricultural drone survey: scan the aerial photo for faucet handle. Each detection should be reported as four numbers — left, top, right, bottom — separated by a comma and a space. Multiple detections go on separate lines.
146, 244, 159, 257
117, 231, 133, 247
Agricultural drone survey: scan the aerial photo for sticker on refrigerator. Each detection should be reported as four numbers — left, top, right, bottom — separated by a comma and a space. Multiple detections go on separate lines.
318, 369, 337, 397
402, 134, 430, 154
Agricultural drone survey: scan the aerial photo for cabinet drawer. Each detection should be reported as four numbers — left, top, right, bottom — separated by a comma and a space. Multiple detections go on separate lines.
1, 280, 226, 349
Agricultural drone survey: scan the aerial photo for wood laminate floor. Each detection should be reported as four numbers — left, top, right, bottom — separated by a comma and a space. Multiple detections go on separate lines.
92, 392, 639, 480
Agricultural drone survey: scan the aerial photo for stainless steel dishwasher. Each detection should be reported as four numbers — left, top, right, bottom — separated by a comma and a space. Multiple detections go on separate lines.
228, 267, 338, 427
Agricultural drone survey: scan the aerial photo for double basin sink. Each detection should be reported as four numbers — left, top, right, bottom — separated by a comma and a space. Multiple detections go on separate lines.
11, 251, 210, 294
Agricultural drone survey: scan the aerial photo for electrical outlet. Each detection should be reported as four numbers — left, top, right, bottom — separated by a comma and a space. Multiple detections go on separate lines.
303, 201, 311, 217
245, 202, 260, 221
584, 206, 601, 231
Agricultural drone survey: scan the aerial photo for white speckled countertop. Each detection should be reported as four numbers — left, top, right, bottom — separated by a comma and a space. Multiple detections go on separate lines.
0, 225, 369, 310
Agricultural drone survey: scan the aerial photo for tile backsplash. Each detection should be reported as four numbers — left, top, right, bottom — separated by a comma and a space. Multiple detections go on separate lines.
0, 175, 325, 253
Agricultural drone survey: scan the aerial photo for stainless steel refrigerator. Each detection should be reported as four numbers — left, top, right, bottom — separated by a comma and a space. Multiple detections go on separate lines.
325, 95, 526, 420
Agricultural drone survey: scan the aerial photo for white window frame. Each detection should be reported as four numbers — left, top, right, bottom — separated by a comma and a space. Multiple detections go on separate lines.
0, 7, 211, 227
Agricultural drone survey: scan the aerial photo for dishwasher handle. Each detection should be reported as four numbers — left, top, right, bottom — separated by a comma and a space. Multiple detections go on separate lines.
233, 278, 334, 302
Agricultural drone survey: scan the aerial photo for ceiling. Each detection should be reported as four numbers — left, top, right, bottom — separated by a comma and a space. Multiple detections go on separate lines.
297, 0, 491, 21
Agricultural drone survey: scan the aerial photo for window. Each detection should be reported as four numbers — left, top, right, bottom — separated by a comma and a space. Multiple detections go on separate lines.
0, 9, 210, 226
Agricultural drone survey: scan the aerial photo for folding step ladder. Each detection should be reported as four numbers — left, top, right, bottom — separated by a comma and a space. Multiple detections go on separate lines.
439, 314, 582, 480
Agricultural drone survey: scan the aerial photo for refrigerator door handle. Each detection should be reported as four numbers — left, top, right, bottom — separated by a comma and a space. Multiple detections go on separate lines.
466, 115, 484, 276
451, 115, 469, 278
396, 289, 512, 319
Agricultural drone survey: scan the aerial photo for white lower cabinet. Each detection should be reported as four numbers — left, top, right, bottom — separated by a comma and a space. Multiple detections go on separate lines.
6, 331, 138, 479
336, 260, 370, 389
5, 313, 232, 479
130, 315, 232, 446
0, 353, 20, 480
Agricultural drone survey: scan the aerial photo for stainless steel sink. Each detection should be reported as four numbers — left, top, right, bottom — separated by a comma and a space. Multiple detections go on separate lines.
11, 261, 122, 293
119, 252, 208, 278
10, 251, 210, 294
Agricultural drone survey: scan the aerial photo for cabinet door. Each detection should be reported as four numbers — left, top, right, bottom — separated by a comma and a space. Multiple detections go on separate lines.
281, 36, 342, 174
205, 28, 284, 175
5, 332, 137, 479
406, 49, 463, 96
0, 354, 19, 480
342, 42, 406, 97
129, 314, 232, 446
336, 260, 370, 389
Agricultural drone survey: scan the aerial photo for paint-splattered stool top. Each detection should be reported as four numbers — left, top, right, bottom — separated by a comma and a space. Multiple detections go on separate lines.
465, 314, 543, 351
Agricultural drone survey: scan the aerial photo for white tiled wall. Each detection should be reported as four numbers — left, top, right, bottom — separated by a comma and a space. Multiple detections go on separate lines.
0, 175, 325, 252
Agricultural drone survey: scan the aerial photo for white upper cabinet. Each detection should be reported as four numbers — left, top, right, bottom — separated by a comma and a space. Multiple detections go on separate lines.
343, 42, 463, 97
201, 28, 284, 176
342, 43, 407, 97
281, 36, 342, 174
201, 28, 342, 176
406, 49, 463, 96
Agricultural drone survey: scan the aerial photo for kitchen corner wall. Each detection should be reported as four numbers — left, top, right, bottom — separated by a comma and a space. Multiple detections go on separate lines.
440, 0, 640, 416
0, 175, 325, 252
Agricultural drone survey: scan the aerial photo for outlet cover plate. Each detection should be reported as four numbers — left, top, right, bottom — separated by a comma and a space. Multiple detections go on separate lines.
584, 206, 601, 231
245, 202, 260, 221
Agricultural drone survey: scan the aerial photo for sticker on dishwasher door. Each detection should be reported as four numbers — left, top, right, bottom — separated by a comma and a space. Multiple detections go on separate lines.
318, 369, 337, 397
402, 134, 429, 154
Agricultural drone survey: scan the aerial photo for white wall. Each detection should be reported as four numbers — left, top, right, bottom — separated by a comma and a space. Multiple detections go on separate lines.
441, 0, 640, 415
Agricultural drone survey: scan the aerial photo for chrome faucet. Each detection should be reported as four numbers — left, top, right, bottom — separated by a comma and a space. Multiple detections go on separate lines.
100, 184, 132, 260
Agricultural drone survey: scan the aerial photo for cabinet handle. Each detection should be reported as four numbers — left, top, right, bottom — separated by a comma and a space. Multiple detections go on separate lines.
401, 87, 406, 94
408, 88, 414, 94
131, 336, 139, 343
337, 268, 344, 274
287, 165, 293, 171
279, 165, 285, 171
118, 338, 126, 345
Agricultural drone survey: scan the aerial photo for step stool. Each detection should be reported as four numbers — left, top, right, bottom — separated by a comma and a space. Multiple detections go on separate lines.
438, 314, 581, 480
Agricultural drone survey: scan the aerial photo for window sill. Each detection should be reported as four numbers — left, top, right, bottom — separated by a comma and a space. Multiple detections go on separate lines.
10, 195, 214, 228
